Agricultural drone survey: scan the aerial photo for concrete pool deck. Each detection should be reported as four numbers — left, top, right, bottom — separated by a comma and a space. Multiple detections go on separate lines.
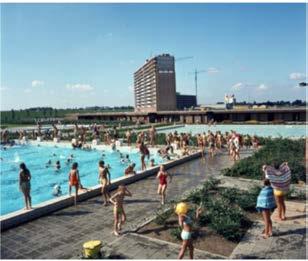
1, 150, 246, 259
1, 149, 306, 259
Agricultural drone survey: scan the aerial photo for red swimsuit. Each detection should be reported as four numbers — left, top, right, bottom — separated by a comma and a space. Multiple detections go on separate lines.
159, 173, 168, 185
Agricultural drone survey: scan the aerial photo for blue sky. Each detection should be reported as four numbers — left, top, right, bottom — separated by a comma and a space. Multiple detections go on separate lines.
1, 3, 306, 110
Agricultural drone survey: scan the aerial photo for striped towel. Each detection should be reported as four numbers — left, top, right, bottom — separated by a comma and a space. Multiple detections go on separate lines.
265, 163, 291, 192
256, 186, 276, 211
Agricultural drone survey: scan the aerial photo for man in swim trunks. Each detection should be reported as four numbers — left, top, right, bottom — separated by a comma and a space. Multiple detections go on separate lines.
109, 185, 132, 236
98, 160, 111, 206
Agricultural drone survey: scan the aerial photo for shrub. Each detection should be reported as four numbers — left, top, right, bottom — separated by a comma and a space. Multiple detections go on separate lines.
209, 215, 243, 241
154, 209, 173, 226
219, 188, 240, 204
224, 138, 305, 183
170, 226, 182, 240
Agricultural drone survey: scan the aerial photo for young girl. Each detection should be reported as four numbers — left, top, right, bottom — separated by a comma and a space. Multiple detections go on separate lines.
256, 179, 276, 239
19, 163, 32, 210
68, 162, 80, 206
156, 165, 172, 205
175, 202, 202, 259
263, 162, 291, 221
109, 185, 132, 236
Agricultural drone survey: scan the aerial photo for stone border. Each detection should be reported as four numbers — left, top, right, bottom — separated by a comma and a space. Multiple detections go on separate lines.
0, 151, 201, 231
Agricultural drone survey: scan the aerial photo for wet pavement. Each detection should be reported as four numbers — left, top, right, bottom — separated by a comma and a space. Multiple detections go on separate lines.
1, 151, 238, 259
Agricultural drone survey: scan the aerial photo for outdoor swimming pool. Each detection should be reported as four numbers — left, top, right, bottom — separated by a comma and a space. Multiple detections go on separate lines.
158, 124, 306, 138
0, 143, 164, 215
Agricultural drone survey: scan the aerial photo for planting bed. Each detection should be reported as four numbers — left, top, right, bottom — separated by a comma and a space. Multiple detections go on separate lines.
138, 179, 262, 257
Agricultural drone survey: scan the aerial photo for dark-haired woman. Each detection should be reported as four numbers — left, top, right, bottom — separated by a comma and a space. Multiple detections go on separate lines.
19, 163, 32, 210
69, 162, 80, 206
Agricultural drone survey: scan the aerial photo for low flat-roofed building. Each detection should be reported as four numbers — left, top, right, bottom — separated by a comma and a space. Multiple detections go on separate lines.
176, 92, 197, 110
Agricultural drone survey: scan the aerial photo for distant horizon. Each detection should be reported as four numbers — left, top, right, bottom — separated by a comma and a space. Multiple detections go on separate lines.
1, 3, 306, 110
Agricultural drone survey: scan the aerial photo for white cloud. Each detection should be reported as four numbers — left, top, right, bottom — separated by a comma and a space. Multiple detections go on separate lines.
289, 72, 306, 80
31, 80, 44, 87
257, 84, 268, 91
0, 86, 8, 92
232, 82, 244, 91
66, 83, 94, 92
207, 67, 219, 74
24, 88, 32, 93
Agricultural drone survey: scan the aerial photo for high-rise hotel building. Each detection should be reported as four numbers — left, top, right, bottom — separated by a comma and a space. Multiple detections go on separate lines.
134, 54, 177, 112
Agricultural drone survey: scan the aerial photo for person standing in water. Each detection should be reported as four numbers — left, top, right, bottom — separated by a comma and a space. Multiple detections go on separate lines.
19, 163, 32, 210
68, 162, 80, 206
156, 165, 172, 205
98, 160, 111, 206
109, 185, 132, 236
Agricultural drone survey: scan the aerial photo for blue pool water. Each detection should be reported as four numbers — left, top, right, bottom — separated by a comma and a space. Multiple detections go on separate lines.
158, 124, 306, 138
0, 144, 164, 215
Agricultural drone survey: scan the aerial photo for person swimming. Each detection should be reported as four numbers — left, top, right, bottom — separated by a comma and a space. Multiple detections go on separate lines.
55, 160, 61, 171
45, 160, 52, 168
124, 163, 136, 175
52, 184, 62, 197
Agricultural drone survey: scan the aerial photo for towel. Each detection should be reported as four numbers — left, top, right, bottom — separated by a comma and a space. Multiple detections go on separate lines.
265, 163, 291, 192
256, 186, 276, 211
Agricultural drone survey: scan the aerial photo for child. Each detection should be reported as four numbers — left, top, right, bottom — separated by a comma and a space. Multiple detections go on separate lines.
109, 185, 132, 236
124, 163, 136, 175
156, 165, 172, 205
262, 162, 291, 221
68, 162, 80, 206
175, 202, 202, 259
256, 179, 276, 239
150, 159, 155, 167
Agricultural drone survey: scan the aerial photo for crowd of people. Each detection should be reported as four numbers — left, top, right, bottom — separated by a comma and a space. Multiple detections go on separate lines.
18, 158, 292, 259
4, 122, 281, 259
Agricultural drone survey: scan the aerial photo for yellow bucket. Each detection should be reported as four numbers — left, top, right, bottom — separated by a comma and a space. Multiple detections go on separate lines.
83, 240, 102, 258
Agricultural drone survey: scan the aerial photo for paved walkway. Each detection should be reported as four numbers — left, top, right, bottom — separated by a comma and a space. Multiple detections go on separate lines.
230, 201, 307, 259
2, 149, 306, 259
1, 151, 240, 259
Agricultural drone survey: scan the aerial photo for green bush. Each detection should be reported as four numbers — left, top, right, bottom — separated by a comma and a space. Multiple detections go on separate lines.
170, 226, 182, 240
224, 138, 305, 183
154, 209, 173, 226
219, 186, 261, 211
206, 198, 244, 241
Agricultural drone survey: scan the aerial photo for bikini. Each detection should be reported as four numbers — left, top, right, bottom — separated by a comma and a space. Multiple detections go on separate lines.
181, 215, 193, 240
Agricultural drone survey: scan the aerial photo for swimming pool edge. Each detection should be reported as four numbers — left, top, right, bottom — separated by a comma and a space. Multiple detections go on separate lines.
0, 151, 201, 231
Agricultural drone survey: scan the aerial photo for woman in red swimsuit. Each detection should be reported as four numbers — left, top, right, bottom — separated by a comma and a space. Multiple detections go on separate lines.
156, 165, 172, 205
69, 162, 80, 206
